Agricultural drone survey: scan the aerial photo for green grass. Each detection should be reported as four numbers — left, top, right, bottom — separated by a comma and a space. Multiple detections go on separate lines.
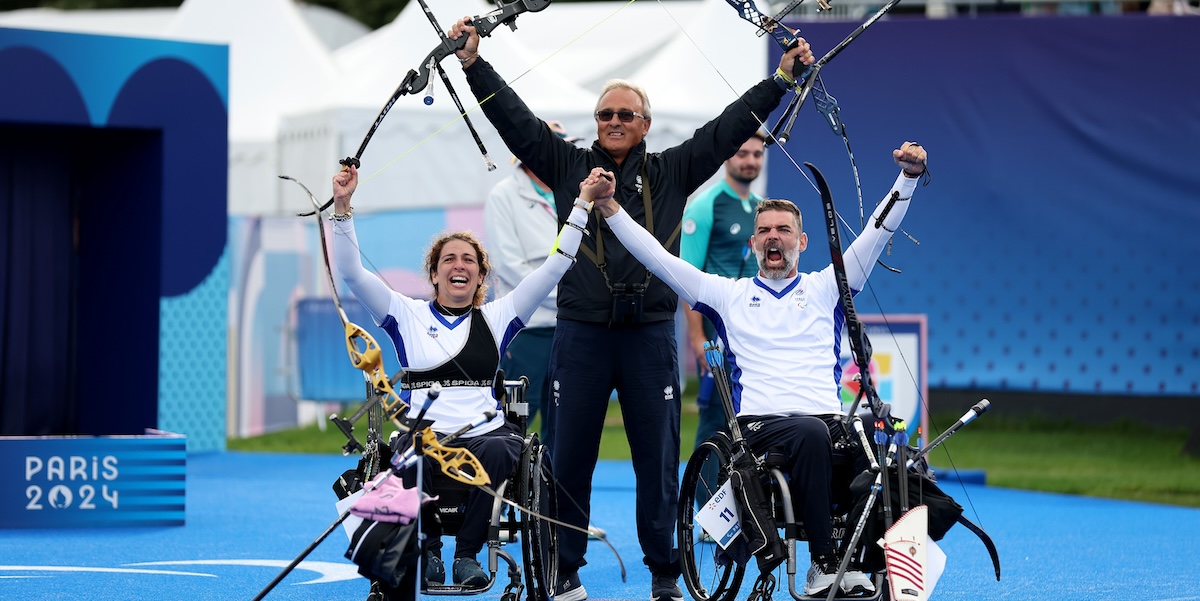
229, 382, 1200, 508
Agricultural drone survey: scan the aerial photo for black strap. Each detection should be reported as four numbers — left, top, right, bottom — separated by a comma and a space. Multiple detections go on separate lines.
577, 154, 672, 289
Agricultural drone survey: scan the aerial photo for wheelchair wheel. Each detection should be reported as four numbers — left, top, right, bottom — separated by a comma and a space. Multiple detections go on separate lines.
520, 437, 558, 601
678, 434, 745, 601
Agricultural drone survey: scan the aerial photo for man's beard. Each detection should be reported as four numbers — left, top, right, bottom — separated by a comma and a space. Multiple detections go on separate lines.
755, 245, 800, 280
730, 168, 759, 185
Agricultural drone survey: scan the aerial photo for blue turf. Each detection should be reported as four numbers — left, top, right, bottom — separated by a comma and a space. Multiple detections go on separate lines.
0, 452, 1196, 600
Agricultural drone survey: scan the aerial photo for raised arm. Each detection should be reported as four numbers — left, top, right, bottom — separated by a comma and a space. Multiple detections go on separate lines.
661, 43, 812, 194
843, 142, 927, 289
330, 166, 395, 322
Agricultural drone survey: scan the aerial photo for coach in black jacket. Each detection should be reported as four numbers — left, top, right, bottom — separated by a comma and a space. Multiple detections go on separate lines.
450, 18, 813, 601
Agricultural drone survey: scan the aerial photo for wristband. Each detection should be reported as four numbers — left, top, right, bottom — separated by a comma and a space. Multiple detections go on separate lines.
573, 197, 594, 213
773, 68, 796, 91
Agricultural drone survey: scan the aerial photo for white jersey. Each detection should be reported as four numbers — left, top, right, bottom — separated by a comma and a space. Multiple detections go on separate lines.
607, 172, 918, 417
331, 206, 588, 436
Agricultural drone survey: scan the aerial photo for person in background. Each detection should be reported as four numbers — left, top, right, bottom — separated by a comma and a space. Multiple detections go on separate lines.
681, 131, 767, 450
483, 120, 584, 450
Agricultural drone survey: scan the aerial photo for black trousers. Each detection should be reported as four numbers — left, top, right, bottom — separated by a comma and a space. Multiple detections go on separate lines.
549, 318, 681, 577
403, 421, 523, 558
736, 413, 848, 558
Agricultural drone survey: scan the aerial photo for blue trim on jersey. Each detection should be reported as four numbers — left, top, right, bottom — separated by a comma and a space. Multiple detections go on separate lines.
497, 317, 526, 358
693, 301, 742, 415
752, 276, 800, 299
830, 286, 862, 396
428, 302, 470, 329
379, 314, 413, 404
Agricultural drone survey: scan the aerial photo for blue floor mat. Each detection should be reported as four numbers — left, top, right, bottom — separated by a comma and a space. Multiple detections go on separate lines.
0, 452, 1196, 600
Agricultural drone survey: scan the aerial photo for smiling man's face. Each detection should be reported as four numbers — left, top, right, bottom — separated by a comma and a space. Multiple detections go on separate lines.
594, 87, 650, 164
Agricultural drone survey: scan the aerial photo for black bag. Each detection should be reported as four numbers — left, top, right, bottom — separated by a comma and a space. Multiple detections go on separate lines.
345, 502, 441, 590
846, 466, 963, 572
345, 519, 420, 589
729, 452, 785, 572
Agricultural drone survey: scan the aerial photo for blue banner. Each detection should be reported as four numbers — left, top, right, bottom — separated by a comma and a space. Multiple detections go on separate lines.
0, 435, 186, 528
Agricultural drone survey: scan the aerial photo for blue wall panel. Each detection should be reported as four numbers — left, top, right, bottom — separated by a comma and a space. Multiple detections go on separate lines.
766, 16, 1200, 395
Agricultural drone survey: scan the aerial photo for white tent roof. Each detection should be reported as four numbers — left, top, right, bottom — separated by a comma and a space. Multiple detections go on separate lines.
165, 0, 339, 142
507, 0, 702, 91
629, 0, 772, 119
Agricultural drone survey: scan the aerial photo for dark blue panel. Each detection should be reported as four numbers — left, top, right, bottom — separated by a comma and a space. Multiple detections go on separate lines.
0, 46, 88, 126
108, 58, 227, 298
767, 16, 1200, 395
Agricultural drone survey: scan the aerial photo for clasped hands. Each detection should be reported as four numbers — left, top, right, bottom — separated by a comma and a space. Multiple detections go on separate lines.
579, 168, 619, 217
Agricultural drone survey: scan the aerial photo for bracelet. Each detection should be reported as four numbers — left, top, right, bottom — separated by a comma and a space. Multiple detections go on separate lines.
330, 206, 354, 221
573, 197, 593, 213
458, 52, 477, 65
564, 221, 590, 236
555, 248, 577, 264
773, 68, 796, 91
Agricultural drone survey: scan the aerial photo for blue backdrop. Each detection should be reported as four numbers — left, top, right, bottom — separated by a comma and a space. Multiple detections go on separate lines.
766, 15, 1200, 396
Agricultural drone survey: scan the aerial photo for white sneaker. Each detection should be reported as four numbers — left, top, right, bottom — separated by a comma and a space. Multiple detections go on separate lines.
840, 569, 875, 595
804, 556, 838, 596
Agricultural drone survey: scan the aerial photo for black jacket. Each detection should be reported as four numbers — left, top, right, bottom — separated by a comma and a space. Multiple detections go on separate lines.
466, 58, 786, 324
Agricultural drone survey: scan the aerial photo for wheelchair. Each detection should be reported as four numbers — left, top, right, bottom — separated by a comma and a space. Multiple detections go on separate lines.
677, 428, 885, 601
422, 375, 558, 601
334, 373, 558, 601
678, 342, 888, 601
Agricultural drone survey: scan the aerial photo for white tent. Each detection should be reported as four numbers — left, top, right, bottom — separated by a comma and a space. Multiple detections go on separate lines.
629, 0, 771, 119
163, 0, 341, 216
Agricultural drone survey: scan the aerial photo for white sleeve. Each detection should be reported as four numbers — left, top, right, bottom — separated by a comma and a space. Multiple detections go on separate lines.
844, 172, 918, 290
331, 218, 396, 324
604, 208, 709, 307
505, 205, 589, 324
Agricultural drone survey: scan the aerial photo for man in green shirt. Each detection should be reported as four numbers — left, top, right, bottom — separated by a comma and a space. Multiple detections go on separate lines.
680, 131, 766, 447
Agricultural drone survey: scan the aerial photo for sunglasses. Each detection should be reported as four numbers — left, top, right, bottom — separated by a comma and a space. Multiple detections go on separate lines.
594, 109, 647, 123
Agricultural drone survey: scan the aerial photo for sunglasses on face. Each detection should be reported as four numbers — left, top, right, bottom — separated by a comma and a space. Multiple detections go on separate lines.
594, 109, 647, 123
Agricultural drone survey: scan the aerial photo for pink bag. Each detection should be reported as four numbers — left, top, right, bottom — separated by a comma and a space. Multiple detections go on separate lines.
349, 472, 438, 524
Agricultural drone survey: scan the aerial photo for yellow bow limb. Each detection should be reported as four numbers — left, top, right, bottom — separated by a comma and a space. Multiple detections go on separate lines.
419, 427, 491, 486
343, 321, 408, 417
